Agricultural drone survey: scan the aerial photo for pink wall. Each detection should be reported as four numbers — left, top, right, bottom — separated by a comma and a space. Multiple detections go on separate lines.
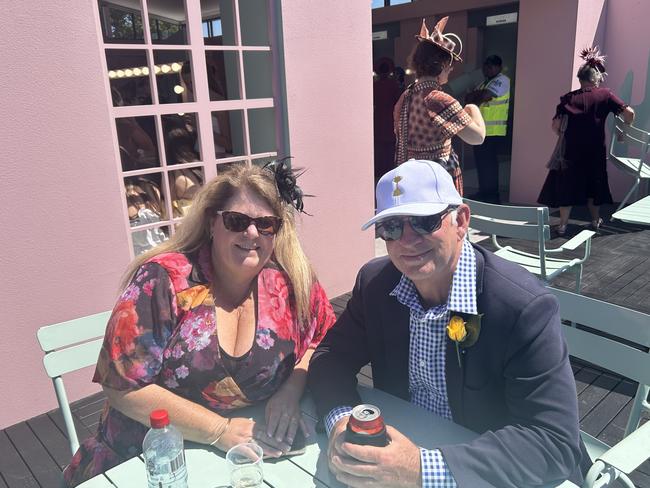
0, 2, 131, 427
280, 1, 375, 297
509, 0, 580, 204
0, 1, 374, 428
601, 0, 650, 197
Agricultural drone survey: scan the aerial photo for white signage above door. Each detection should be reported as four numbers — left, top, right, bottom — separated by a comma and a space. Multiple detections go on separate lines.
372, 31, 388, 41
486, 12, 518, 26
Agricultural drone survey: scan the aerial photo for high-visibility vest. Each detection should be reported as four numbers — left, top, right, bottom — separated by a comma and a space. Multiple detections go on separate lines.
478, 75, 510, 137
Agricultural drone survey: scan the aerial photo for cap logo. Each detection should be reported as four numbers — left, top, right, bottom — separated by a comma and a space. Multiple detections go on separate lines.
392, 176, 403, 197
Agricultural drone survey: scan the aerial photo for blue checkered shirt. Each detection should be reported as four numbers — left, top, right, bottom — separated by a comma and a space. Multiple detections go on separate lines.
325, 239, 477, 487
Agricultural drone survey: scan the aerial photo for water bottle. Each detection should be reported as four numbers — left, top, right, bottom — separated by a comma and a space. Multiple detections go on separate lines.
142, 409, 188, 488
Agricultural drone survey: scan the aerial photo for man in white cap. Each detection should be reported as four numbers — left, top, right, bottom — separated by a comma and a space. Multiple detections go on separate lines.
308, 159, 588, 487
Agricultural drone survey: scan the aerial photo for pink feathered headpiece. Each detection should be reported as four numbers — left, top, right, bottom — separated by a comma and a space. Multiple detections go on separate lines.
580, 46, 607, 74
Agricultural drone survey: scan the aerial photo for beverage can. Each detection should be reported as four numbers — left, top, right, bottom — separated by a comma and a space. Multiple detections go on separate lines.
345, 404, 389, 447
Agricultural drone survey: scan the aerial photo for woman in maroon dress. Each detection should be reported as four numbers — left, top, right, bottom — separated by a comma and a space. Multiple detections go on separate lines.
393, 17, 485, 195
538, 47, 635, 235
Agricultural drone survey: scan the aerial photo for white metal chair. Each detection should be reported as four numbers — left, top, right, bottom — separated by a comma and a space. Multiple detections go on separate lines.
464, 198, 595, 292
549, 288, 650, 488
609, 116, 650, 212
36, 311, 111, 454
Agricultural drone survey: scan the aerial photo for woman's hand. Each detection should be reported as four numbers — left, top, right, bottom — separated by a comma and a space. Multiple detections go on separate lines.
214, 417, 283, 458
260, 383, 308, 453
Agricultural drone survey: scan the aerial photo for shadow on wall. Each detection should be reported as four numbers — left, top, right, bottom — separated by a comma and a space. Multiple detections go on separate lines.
610, 52, 650, 155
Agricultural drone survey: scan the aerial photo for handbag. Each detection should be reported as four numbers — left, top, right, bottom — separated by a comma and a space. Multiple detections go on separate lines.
546, 114, 569, 170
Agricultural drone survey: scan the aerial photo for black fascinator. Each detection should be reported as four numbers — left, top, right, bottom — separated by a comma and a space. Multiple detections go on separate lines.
263, 158, 312, 215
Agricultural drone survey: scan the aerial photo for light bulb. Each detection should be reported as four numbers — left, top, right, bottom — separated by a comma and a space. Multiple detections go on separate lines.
154, 65, 161, 74
133, 67, 142, 76
142, 67, 150, 75
173, 85, 185, 94
108, 70, 117, 79
116, 70, 125, 78
171, 62, 182, 72
124, 69, 133, 77
161, 64, 171, 73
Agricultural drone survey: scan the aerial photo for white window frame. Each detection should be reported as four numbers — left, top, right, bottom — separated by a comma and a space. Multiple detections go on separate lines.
92, 0, 289, 257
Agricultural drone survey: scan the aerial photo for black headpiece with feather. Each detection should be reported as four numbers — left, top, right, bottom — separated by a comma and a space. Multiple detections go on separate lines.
263, 158, 312, 215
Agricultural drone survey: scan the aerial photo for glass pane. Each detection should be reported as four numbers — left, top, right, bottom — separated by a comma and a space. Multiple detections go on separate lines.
248, 107, 276, 154
147, 0, 188, 44
98, 1, 145, 43
239, 0, 269, 46
205, 51, 241, 100
153, 50, 194, 103
125, 174, 167, 226
389, 0, 411, 4
169, 167, 204, 217
161, 113, 201, 165
131, 225, 170, 255
217, 160, 246, 174
201, 0, 236, 45
107, 49, 152, 106
116, 116, 160, 171
212, 110, 245, 158
251, 156, 276, 168
243, 51, 272, 99
372, 0, 384, 8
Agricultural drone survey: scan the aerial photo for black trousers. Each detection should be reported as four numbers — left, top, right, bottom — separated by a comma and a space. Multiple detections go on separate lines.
473, 136, 503, 203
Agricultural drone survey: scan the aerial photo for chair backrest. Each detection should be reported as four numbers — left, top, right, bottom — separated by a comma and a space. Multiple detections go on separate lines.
548, 288, 650, 434
610, 117, 650, 168
464, 199, 551, 275
37, 310, 111, 454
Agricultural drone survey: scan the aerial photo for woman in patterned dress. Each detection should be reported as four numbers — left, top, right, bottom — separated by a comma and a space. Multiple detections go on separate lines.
394, 17, 485, 195
63, 162, 336, 486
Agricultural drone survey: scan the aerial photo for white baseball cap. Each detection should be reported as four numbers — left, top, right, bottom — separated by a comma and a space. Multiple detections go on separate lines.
361, 159, 462, 230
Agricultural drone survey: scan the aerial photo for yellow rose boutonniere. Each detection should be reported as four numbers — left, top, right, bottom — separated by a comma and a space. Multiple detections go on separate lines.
447, 313, 482, 367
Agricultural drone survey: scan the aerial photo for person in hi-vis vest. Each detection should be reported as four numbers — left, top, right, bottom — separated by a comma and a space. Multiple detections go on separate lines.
466, 55, 510, 203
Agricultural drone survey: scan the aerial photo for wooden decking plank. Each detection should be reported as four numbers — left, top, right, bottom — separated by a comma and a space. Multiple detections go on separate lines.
26, 413, 71, 470
579, 379, 636, 436
48, 408, 95, 445
72, 394, 105, 418
0, 431, 39, 488
577, 373, 620, 420
631, 470, 650, 488
573, 367, 600, 396
4, 422, 63, 487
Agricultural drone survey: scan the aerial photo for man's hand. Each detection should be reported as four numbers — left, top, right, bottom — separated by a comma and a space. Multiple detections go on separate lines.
328, 422, 422, 488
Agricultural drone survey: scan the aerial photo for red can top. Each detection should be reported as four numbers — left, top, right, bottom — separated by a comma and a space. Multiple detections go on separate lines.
348, 404, 385, 435
150, 409, 170, 429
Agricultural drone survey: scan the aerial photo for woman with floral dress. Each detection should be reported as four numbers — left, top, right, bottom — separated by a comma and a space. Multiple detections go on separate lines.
63, 162, 336, 486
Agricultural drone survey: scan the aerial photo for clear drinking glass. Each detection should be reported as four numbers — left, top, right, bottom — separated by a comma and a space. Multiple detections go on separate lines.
226, 442, 264, 488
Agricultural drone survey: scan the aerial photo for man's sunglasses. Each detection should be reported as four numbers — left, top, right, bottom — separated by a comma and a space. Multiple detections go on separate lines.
216, 211, 283, 236
375, 206, 457, 242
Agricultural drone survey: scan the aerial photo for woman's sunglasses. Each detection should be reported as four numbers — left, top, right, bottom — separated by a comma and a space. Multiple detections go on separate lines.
375, 206, 457, 242
216, 211, 283, 236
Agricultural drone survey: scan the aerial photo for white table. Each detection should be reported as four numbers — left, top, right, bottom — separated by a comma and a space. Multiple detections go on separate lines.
611, 195, 650, 225
79, 387, 579, 487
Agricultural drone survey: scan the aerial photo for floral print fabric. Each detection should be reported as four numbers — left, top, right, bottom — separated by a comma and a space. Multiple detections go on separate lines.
63, 245, 335, 487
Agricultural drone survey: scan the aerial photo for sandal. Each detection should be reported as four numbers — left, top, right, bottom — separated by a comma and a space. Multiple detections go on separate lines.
557, 224, 567, 236
591, 218, 603, 230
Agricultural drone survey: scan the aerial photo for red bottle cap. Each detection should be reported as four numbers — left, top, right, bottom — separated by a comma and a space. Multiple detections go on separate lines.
150, 409, 170, 429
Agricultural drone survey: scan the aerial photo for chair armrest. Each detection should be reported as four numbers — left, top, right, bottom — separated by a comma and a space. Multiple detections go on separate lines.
597, 420, 650, 475
560, 230, 596, 251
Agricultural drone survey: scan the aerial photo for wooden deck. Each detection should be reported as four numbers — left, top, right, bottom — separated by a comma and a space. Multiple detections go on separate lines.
2, 240, 649, 487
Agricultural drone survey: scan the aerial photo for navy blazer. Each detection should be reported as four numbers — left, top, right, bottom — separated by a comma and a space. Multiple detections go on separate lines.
308, 244, 588, 487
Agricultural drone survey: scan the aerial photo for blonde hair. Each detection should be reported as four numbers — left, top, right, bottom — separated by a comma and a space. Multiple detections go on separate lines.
121, 164, 316, 322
